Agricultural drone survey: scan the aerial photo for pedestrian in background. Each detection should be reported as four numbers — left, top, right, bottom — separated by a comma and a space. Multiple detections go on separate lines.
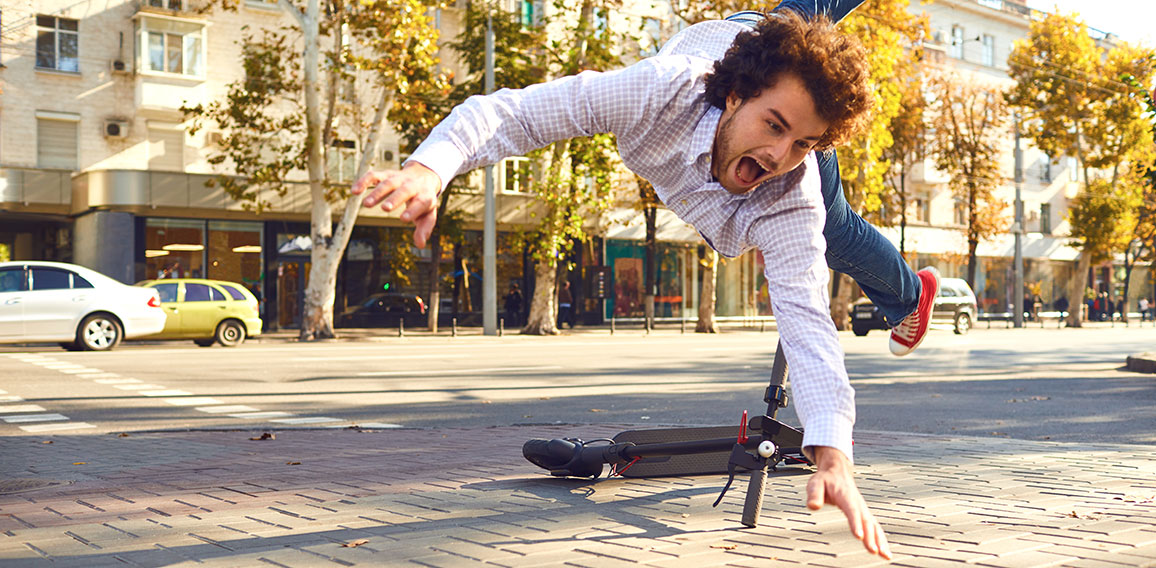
504, 283, 523, 328
557, 280, 574, 329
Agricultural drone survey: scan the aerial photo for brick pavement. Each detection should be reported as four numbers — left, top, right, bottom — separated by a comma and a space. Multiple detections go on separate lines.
1, 425, 1155, 567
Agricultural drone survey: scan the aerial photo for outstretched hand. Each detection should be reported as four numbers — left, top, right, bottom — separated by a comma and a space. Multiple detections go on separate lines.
352, 162, 442, 248
807, 446, 892, 561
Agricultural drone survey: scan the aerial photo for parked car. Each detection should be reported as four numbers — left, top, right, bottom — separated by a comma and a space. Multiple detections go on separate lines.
337, 292, 427, 328
136, 278, 263, 347
0, 261, 166, 351
851, 277, 978, 336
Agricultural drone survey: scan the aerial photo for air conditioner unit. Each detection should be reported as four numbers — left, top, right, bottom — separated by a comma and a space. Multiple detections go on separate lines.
110, 59, 129, 74
104, 120, 130, 139
205, 131, 224, 146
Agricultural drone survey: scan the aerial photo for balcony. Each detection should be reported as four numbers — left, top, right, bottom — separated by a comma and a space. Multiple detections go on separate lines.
0, 168, 72, 213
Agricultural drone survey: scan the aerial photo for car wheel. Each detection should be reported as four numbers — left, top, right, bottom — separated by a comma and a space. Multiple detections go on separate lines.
215, 320, 246, 347
852, 324, 870, 337
77, 314, 123, 351
59, 341, 81, 351
954, 312, 971, 335
194, 339, 216, 347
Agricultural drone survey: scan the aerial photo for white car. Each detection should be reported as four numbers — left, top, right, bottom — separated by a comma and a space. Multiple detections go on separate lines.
0, 261, 166, 351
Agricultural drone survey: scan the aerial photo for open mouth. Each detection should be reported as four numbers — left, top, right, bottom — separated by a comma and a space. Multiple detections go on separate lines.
735, 156, 771, 187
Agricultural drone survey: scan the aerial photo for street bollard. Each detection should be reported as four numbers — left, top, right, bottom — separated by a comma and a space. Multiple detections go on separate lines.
452, 317, 457, 337
499, 318, 504, 337
681, 318, 686, 334
761, 320, 766, 333
399, 319, 404, 337
610, 317, 615, 335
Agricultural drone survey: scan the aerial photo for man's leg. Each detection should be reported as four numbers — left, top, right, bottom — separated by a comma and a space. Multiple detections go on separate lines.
815, 151, 939, 356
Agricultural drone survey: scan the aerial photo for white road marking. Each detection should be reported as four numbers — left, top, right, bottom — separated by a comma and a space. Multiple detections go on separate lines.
343, 422, 403, 429
58, 368, 104, 374
139, 390, 193, 397
20, 422, 96, 433
114, 384, 167, 390
290, 354, 469, 362
2, 414, 69, 423
270, 416, 341, 424
0, 395, 25, 403
229, 411, 292, 419
357, 365, 563, 377
0, 404, 47, 414
82, 373, 122, 379
196, 405, 259, 414
96, 378, 140, 384
164, 397, 221, 406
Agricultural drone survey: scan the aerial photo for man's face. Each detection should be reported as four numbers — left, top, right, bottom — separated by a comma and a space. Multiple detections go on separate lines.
711, 72, 830, 195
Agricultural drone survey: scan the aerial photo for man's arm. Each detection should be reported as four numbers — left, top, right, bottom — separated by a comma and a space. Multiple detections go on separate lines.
353, 60, 682, 245
744, 162, 889, 559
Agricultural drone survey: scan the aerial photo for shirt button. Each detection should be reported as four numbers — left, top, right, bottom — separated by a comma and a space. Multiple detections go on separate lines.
680, 199, 687, 205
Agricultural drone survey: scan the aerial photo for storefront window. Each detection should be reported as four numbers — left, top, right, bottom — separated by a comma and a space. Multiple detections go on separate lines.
207, 221, 262, 288
145, 218, 204, 279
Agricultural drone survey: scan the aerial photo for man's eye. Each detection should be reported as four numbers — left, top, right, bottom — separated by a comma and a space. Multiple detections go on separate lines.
767, 121, 782, 133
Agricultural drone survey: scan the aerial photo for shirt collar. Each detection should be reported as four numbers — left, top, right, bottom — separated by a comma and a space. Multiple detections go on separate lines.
689, 104, 721, 168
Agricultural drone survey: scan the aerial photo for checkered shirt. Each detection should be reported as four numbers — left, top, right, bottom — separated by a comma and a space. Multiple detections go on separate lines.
408, 20, 856, 461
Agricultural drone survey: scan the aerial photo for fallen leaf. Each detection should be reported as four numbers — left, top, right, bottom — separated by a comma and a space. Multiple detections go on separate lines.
538, 396, 551, 400
590, 409, 606, 413
117, 433, 130, 438
342, 539, 369, 548
41, 440, 54, 444
73, 462, 87, 465
250, 433, 275, 441
710, 544, 738, 550
523, 415, 533, 418
286, 461, 301, 466
480, 400, 493, 404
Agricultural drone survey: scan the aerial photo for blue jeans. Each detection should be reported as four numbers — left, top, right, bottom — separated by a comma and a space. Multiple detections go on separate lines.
726, 0, 921, 325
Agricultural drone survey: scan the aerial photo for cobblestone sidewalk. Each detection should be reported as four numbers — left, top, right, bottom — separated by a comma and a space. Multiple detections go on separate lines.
1, 425, 1155, 567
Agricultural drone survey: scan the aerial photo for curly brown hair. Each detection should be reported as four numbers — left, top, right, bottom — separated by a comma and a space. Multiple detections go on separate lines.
703, 11, 873, 150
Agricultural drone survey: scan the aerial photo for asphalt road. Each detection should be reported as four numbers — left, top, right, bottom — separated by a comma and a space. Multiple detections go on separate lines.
1, 324, 1154, 445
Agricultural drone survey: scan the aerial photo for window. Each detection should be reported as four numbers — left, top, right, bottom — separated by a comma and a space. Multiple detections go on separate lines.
501, 157, 532, 193
221, 284, 247, 301
1068, 156, 1079, 181
327, 139, 357, 182
148, 125, 185, 171
982, 34, 995, 66
1039, 154, 1051, 182
29, 268, 72, 290
913, 193, 931, 223
184, 283, 224, 302
1040, 203, 1051, 234
0, 268, 27, 292
37, 115, 79, 170
950, 25, 964, 59
138, 17, 204, 77
36, 15, 79, 72
148, 0, 184, 8
953, 199, 968, 226
153, 282, 179, 303
520, 0, 534, 28
594, 9, 609, 39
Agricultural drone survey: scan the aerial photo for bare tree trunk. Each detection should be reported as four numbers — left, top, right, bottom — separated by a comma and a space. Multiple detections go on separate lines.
696, 249, 718, 333
643, 205, 657, 330
830, 272, 853, 330
1066, 251, 1091, 328
523, 256, 559, 335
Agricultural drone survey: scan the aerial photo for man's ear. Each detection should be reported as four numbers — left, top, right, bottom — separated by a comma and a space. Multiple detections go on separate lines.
726, 91, 742, 113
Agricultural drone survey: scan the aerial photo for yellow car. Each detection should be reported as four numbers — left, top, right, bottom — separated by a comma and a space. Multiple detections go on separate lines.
136, 278, 263, 347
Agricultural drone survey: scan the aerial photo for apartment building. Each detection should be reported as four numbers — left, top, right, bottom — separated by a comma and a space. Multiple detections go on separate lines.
899, 0, 1152, 314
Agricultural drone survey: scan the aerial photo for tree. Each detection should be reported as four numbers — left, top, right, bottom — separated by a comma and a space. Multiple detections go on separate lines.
446, 2, 624, 335
927, 72, 1011, 292
826, 0, 928, 329
1009, 13, 1156, 326
696, 246, 720, 333
184, 0, 447, 339
635, 175, 661, 330
882, 69, 928, 256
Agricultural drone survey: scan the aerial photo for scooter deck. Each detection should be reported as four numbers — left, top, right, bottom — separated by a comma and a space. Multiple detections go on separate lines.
612, 423, 806, 478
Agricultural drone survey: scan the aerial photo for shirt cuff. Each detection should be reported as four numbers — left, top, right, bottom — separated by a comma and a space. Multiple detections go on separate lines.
405, 139, 467, 194
801, 412, 855, 465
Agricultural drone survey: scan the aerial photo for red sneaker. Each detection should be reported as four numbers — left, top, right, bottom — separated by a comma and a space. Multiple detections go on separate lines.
889, 267, 940, 356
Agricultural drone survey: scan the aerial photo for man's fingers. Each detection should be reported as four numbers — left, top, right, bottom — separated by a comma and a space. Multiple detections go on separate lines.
806, 476, 825, 510
351, 171, 381, 195
413, 210, 438, 248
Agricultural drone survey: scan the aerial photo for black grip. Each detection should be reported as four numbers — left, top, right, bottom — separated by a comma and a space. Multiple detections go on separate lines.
741, 468, 767, 528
